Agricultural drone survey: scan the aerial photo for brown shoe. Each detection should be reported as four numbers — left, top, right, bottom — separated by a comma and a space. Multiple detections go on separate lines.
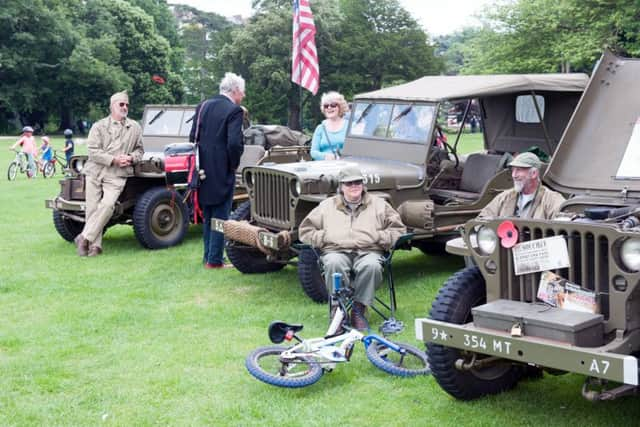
74, 234, 89, 257
87, 245, 102, 257
204, 262, 234, 269
350, 302, 369, 332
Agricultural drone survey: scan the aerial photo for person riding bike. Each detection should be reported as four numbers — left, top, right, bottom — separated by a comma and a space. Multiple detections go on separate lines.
10, 126, 38, 178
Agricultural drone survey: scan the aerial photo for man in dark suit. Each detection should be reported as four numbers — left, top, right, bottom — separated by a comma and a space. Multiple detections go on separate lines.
190, 72, 246, 269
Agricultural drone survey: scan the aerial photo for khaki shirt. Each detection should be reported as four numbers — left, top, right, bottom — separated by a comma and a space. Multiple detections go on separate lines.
478, 185, 565, 220
83, 116, 144, 178
299, 192, 406, 252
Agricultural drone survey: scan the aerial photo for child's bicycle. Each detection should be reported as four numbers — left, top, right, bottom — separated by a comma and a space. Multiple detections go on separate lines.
42, 150, 68, 178
8, 150, 34, 180
245, 273, 430, 388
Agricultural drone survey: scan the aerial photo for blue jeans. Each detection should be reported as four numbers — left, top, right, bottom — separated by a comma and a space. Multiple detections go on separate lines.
202, 196, 233, 265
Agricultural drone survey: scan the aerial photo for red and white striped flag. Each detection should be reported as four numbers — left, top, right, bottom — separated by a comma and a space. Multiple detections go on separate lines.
291, 0, 319, 95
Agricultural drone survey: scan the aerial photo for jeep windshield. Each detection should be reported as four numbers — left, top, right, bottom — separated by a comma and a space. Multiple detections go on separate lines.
349, 102, 435, 144
143, 107, 194, 137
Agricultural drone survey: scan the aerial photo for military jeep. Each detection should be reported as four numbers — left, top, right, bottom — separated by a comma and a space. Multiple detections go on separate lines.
214, 73, 587, 302
45, 104, 309, 249
417, 51, 640, 401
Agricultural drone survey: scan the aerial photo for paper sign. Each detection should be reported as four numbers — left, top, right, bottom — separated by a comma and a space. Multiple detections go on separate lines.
537, 271, 598, 313
512, 235, 570, 275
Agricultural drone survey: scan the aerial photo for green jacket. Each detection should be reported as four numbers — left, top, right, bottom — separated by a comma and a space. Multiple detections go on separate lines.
83, 115, 144, 178
299, 191, 406, 252
478, 185, 565, 220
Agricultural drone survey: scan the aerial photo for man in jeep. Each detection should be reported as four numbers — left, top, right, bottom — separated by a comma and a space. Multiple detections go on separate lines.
478, 152, 565, 220
298, 166, 406, 330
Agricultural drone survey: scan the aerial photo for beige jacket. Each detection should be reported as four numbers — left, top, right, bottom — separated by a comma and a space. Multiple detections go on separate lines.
299, 192, 406, 252
83, 116, 144, 178
478, 185, 565, 220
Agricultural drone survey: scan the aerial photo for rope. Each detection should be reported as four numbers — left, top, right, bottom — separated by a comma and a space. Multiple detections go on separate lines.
223, 220, 291, 255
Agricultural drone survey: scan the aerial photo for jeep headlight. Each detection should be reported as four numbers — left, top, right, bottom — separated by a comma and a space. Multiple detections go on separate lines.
291, 178, 301, 197
477, 226, 498, 255
621, 238, 640, 272
73, 159, 84, 173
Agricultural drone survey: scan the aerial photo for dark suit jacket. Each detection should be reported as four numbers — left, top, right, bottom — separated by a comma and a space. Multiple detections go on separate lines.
190, 95, 244, 206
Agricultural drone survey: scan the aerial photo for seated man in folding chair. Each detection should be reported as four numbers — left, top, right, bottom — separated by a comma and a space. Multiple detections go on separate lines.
299, 166, 406, 331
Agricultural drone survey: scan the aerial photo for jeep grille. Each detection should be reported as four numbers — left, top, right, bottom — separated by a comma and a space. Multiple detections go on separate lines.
499, 225, 610, 320
252, 170, 295, 229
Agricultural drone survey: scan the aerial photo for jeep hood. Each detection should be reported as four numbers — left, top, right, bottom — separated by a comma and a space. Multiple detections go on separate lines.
254, 157, 424, 190
545, 51, 640, 198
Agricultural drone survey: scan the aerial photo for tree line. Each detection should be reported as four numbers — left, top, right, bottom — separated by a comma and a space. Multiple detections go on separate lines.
1, 0, 638, 134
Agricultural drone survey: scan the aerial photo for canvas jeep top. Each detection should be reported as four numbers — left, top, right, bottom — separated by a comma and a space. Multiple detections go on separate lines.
417, 51, 640, 401
214, 72, 588, 302
45, 104, 309, 250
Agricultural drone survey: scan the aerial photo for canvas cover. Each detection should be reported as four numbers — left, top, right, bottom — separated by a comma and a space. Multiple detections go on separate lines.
545, 51, 640, 196
355, 74, 588, 103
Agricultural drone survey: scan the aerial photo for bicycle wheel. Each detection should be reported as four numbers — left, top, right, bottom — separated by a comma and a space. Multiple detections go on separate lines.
43, 161, 56, 178
7, 161, 18, 180
366, 340, 431, 377
245, 345, 323, 388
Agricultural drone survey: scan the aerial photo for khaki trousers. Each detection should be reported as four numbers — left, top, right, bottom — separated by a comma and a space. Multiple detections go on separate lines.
321, 251, 383, 306
81, 173, 126, 247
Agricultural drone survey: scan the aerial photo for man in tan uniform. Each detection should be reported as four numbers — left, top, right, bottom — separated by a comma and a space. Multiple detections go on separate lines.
299, 166, 406, 330
478, 152, 565, 220
74, 91, 144, 256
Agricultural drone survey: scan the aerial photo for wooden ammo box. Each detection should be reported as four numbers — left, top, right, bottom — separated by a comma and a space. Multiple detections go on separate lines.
472, 299, 604, 347
60, 176, 85, 201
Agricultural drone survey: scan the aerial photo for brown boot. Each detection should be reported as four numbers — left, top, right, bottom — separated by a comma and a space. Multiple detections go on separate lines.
350, 302, 369, 332
74, 234, 89, 257
87, 245, 102, 257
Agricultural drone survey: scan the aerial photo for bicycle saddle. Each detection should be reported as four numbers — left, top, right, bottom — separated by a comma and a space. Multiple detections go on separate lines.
268, 321, 304, 343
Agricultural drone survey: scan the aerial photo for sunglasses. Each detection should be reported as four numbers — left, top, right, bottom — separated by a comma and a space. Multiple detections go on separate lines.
323, 103, 338, 110
342, 180, 363, 187
118, 102, 129, 107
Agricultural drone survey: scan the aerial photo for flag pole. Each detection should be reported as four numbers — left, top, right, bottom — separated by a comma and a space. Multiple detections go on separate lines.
296, 1, 303, 130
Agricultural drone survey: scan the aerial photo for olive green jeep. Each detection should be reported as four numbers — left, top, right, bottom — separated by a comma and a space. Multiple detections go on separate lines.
45, 104, 309, 249
417, 51, 640, 401
213, 72, 587, 302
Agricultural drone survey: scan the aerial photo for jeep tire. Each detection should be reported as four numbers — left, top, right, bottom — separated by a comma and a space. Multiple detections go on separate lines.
297, 248, 328, 303
53, 210, 83, 242
226, 201, 286, 273
133, 187, 188, 249
427, 266, 523, 400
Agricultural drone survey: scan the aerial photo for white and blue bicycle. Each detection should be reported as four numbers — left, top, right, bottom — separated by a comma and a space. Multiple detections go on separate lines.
245, 273, 430, 388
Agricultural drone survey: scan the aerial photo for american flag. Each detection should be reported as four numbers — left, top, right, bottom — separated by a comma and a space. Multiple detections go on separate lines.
291, 0, 319, 95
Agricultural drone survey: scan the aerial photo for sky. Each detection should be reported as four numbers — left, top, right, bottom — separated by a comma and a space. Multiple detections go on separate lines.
171, 0, 494, 36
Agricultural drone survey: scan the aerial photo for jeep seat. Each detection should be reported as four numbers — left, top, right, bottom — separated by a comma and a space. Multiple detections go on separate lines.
431, 153, 510, 202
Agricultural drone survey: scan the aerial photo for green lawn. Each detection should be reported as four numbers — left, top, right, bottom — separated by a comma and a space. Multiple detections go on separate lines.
1, 137, 639, 426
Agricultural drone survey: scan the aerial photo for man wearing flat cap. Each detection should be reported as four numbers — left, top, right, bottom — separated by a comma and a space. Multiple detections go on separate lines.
74, 91, 144, 257
479, 152, 564, 220
299, 166, 406, 331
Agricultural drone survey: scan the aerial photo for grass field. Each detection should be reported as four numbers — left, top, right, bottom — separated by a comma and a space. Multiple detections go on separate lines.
1, 136, 639, 426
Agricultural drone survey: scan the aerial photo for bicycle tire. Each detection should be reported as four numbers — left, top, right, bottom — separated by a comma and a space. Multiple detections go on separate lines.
43, 161, 56, 178
7, 162, 17, 180
245, 345, 323, 388
366, 340, 431, 377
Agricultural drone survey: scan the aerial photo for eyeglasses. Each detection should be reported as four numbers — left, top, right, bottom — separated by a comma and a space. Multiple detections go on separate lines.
323, 103, 338, 110
342, 180, 363, 187
118, 102, 129, 108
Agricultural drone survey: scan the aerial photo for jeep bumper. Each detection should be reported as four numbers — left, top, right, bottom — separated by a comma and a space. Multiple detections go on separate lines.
45, 197, 85, 212
416, 318, 639, 385
211, 218, 289, 251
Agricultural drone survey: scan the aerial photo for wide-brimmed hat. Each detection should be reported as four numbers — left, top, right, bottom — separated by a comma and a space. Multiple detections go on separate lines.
509, 152, 542, 169
338, 166, 364, 183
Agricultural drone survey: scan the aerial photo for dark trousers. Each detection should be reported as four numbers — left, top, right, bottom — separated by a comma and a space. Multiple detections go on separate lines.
202, 196, 234, 265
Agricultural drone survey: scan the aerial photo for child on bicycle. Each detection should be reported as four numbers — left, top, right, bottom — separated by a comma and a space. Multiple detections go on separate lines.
63, 129, 74, 165
10, 126, 37, 178
40, 136, 53, 168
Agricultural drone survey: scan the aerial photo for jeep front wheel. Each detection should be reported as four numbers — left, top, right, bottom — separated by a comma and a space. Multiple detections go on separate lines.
53, 210, 83, 242
226, 201, 286, 274
297, 248, 328, 303
133, 187, 189, 249
427, 266, 522, 400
